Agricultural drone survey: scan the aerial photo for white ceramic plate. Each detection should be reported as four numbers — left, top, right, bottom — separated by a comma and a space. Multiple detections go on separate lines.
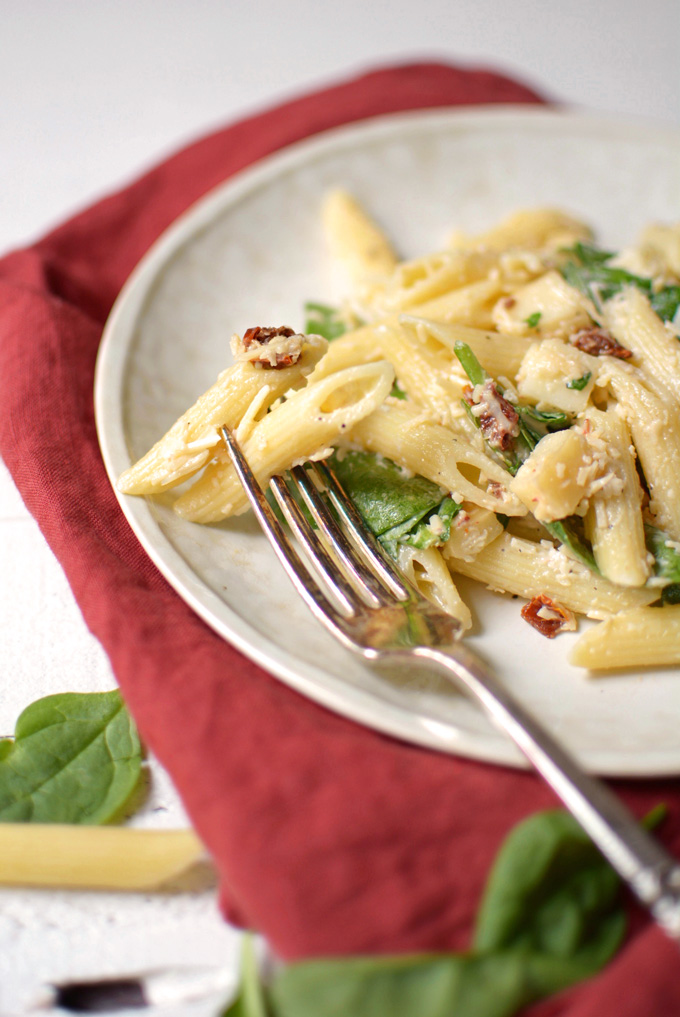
95, 107, 680, 776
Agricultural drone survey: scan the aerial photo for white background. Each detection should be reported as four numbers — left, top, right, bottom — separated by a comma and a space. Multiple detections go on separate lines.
0, 1, 678, 1012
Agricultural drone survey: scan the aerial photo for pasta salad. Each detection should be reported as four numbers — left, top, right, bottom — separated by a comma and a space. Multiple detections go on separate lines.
118, 193, 680, 671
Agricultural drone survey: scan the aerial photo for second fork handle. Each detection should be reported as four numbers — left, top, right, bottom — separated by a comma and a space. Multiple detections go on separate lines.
412, 644, 680, 944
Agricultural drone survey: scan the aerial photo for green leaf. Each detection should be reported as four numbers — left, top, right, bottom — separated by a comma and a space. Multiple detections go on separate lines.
223, 935, 271, 1017
645, 524, 680, 585
559, 243, 680, 323
525, 312, 542, 328
473, 810, 625, 979
270, 951, 542, 1017
304, 302, 351, 341
0, 690, 142, 824
542, 519, 599, 573
390, 379, 408, 400
454, 341, 488, 385
565, 372, 592, 391
650, 285, 680, 323
560, 243, 651, 308
330, 451, 448, 540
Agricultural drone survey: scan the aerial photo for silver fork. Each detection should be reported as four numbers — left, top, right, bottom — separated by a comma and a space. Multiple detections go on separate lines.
221, 426, 680, 944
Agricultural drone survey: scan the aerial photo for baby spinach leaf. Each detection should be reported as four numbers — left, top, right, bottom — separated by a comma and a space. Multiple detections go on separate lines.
645, 524, 680, 585
454, 340, 488, 386
473, 809, 625, 979
566, 371, 592, 391
560, 243, 680, 323
0, 690, 142, 824
390, 379, 408, 400
542, 518, 599, 573
270, 952, 541, 1017
304, 302, 351, 341
525, 312, 542, 328
330, 451, 447, 540
650, 285, 680, 323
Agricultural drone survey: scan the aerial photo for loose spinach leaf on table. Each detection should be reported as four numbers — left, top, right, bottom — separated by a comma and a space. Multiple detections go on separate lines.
330, 450, 460, 552
270, 952, 544, 1017
0, 690, 142, 824
474, 810, 625, 986
229, 805, 658, 1017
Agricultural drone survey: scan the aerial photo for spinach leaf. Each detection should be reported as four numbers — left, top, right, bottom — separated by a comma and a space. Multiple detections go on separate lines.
270, 806, 640, 1017
304, 302, 351, 341
330, 451, 458, 548
543, 519, 599, 573
560, 243, 680, 322
645, 524, 680, 585
390, 379, 408, 400
388, 497, 461, 551
566, 372, 592, 391
650, 285, 680, 323
453, 342, 597, 571
0, 690, 142, 824
474, 810, 625, 983
270, 952, 542, 1017
525, 312, 542, 328
223, 935, 271, 1017
645, 524, 680, 603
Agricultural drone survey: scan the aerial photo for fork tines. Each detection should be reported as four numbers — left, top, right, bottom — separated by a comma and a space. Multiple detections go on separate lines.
220, 428, 410, 624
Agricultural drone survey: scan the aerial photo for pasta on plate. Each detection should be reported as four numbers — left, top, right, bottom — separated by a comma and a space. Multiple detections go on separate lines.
118, 192, 680, 672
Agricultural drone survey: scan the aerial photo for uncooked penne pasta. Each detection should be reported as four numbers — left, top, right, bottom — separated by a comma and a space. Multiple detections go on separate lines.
0, 825, 205, 890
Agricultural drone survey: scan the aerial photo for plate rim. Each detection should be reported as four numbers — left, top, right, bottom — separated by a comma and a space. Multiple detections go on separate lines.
95, 105, 680, 777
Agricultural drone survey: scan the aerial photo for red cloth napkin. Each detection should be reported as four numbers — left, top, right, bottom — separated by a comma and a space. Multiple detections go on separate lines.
1, 61, 679, 1012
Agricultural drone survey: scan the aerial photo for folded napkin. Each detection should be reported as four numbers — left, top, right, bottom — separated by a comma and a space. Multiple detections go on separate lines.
1, 61, 679, 1014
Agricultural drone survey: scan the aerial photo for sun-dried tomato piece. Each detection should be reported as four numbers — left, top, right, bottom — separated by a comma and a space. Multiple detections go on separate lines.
569, 327, 632, 359
521, 594, 576, 638
463, 380, 520, 451
240, 326, 301, 368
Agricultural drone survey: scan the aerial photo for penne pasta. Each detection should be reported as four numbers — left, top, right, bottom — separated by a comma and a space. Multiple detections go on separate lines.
118, 198, 680, 679
446, 532, 657, 620
174, 361, 394, 522
570, 607, 680, 670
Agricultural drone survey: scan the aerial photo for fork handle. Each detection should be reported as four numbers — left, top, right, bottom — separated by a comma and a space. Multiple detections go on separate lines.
412, 644, 680, 942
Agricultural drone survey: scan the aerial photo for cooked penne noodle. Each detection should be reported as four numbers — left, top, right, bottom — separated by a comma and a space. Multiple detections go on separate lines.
448, 207, 592, 253
322, 189, 399, 288
446, 533, 657, 620
118, 335, 327, 495
570, 607, 680, 670
349, 401, 526, 517
583, 408, 649, 587
603, 287, 680, 406
174, 362, 394, 522
601, 360, 680, 540
396, 545, 472, 631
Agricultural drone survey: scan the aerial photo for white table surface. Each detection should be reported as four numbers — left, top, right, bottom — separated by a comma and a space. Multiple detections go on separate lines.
1, 1, 678, 1014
